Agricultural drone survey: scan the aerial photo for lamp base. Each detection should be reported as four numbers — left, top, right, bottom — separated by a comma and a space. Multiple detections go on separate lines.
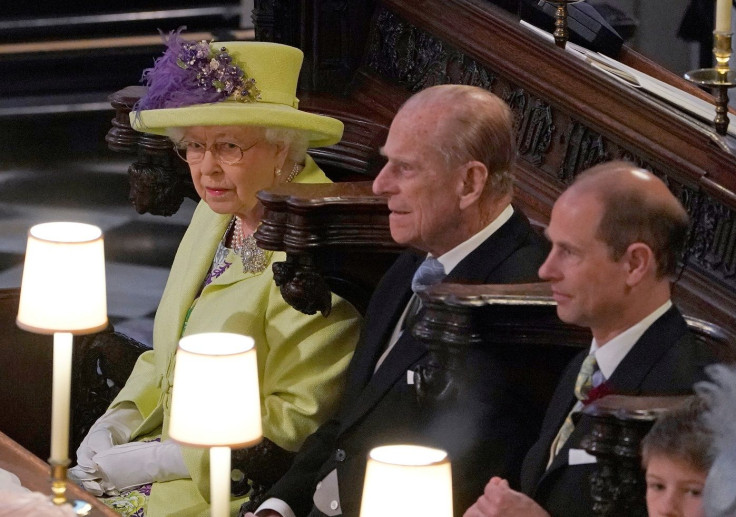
49, 461, 92, 516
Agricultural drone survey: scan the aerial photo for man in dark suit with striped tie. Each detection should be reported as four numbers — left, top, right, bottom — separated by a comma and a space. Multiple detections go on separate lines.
464, 161, 720, 517
243, 84, 549, 517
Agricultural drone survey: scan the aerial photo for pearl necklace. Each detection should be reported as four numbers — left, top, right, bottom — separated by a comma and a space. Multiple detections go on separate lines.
232, 216, 268, 274
282, 161, 300, 183
226, 162, 302, 274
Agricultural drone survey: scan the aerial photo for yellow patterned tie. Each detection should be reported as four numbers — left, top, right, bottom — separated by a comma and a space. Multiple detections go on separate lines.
547, 353, 598, 467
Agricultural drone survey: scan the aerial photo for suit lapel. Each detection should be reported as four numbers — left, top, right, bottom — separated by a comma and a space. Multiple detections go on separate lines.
339, 210, 534, 432
541, 307, 687, 478
153, 205, 226, 346
339, 331, 426, 431
169, 208, 230, 338
606, 307, 686, 391
448, 209, 529, 284
341, 253, 421, 402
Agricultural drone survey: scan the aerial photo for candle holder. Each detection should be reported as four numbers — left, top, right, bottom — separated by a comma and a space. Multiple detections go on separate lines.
49, 461, 93, 515
550, 0, 582, 49
49, 461, 70, 506
685, 31, 736, 135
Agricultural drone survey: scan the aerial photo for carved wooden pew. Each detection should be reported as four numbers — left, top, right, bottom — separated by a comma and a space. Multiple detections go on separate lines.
412, 282, 589, 419
255, 181, 402, 315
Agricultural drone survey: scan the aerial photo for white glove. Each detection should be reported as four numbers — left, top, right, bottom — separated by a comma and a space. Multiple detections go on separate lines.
93, 440, 189, 492
72, 402, 143, 473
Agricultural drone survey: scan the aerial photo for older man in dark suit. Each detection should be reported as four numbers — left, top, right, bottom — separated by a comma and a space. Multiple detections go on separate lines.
243, 84, 549, 517
464, 161, 720, 517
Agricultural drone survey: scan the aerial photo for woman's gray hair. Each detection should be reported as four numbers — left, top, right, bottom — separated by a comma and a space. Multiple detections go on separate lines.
165, 126, 309, 163
264, 127, 309, 163
166, 127, 186, 143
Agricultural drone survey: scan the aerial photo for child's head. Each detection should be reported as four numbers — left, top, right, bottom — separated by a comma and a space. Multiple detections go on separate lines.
641, 396, 711, 517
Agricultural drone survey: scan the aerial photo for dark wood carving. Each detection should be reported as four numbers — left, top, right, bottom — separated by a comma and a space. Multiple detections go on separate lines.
253, 0, 375, 95
107, 87, 198, 216
580, 395, 691, 517
412, 282, 590, 417
255, 181, 402, 315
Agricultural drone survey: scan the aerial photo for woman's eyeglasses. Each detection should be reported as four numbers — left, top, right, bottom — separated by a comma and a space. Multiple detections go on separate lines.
173, 140, 258, 165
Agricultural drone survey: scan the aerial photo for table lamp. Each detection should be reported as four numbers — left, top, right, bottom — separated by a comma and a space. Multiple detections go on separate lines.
360, 444, 453, 517
16, 222, 108, 509
168, 332, 262, 517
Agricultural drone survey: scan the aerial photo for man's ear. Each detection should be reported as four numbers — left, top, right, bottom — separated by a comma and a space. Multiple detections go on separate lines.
623, 242, 655, 287
458, 161, 488, 210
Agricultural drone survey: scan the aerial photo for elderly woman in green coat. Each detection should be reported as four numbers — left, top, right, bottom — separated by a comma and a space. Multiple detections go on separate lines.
69, 32, 361, 517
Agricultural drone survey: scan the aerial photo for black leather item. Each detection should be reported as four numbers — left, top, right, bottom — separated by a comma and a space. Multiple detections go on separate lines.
519, 0, 624, 57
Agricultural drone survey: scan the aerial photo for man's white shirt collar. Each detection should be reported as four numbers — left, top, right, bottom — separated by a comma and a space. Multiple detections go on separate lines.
590, 300, 673, 380
433, 204, 514, 274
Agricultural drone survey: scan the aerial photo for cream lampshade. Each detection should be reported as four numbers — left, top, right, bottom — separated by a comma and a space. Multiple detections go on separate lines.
360, 444, 453, 517
16, 221, 107, 507
17, 222, 107, 335
169, 332, 263, 517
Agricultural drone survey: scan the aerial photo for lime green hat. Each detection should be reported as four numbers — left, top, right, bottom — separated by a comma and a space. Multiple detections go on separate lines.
130, 33, 343, 148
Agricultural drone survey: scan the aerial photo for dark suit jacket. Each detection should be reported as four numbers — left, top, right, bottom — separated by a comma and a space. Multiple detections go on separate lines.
520, 306, 718, 517
266, 208, 549, 517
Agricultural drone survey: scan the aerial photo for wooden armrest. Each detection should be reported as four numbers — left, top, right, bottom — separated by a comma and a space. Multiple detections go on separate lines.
255, 181, 402, 315
411, 281, 589, 417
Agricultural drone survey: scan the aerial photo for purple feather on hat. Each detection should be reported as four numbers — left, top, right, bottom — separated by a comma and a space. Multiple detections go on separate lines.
133, 28, 259, 114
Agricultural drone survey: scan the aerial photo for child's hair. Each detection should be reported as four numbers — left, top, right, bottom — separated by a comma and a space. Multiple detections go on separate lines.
641, 396, 712, 473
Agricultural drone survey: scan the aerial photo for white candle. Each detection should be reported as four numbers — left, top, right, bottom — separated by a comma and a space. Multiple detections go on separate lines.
50, 332, 73, 464
209, 446, 231, 517
716, 0, 732, 32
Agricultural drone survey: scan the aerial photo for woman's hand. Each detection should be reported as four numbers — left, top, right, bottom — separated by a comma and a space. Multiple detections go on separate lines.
93, 440, 189, 492
69, 403, 145, 495
71, 403, 142, 475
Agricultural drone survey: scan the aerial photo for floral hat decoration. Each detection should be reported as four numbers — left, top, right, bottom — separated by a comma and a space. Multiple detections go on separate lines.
131, 29, 343, 148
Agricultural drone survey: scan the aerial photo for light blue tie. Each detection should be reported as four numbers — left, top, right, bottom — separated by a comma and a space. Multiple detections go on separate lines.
411, 256, 446, 293
401, 257, 446, 332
